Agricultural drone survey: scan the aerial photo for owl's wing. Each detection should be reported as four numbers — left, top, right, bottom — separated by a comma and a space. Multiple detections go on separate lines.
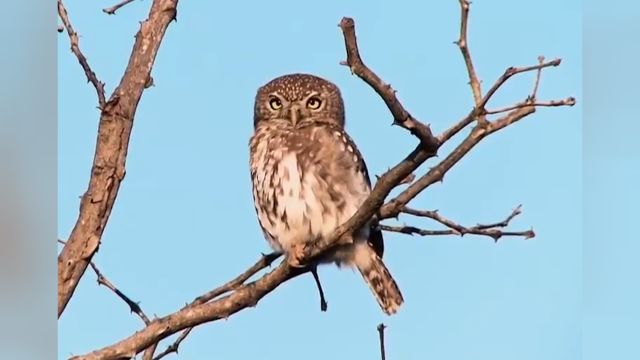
304, 123, 385, 258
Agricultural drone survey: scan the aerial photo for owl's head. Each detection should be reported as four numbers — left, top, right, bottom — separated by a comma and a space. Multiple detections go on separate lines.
253, 73, 345, 128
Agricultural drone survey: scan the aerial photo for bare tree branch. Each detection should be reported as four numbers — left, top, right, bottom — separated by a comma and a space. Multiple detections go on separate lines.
485, 97, 576, 115
456, 0, 486, 126
57, 0, 106, 108
530, 55, 546, 99
103, 0, 137, 15
381, 205, 535, 241
57, 0, 179, 318
339, 17, 440, 148
57, 240, 151, 325
151, 328, 192, 360
144, 252, 281, 360
437, 59, 563, 145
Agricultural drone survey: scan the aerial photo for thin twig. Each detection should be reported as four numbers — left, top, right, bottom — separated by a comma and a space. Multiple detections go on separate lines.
383, 205, 535, 242
90, 262, 151, 324
485, 97, 576, 114
437, 58, 563, 144
194, 252, 282, 304
57, 0, 106, 108
311, 267, 328, 312
474, 205, 522, 229
379, 225, 458, 237
103, 0, 136, 15
58, 239, 150, 325
530, 55, 545, 99
480, 59, 562, 114
402, 207, 465, 234
377, 323, 387, 360
456, 0, 486, 126
151, 328, 192, 360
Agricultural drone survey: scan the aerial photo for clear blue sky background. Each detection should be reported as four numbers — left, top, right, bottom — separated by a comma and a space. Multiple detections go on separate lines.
58, 1, 582, 359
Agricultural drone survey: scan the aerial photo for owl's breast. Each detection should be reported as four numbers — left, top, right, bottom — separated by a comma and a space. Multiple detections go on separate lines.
249, 125, 371, 255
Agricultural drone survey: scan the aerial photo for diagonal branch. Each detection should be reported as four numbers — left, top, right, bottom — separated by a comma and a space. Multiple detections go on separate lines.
57, 0, 106, 108
339, 17, 440, 149
58, 239, 151, 325
103, 0, 137, 15
57, 0, 179, 318
145, 252, 281, 360
379, 106, 536, 220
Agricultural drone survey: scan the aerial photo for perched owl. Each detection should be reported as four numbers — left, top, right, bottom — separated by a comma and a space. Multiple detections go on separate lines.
249, 73, 404, 315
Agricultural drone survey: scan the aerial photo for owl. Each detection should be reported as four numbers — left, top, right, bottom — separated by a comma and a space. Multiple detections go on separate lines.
249, 73, 404, 315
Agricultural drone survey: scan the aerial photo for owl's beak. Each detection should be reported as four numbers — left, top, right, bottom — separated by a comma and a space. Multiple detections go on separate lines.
289, 106, 301, 126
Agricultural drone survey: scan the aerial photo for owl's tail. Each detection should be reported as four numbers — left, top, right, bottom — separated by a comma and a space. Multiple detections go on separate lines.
353, 243, 404, 315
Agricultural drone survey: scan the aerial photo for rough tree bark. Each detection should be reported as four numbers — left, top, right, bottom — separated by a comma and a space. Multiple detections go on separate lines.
58, 1, 575, 359
57, 0, 179, 317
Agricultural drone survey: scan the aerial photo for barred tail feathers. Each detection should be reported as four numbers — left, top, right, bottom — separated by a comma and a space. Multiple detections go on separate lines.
353, 243, 404, 315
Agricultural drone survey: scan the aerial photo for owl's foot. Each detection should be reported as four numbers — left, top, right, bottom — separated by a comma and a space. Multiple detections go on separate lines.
287, 243, 307, 268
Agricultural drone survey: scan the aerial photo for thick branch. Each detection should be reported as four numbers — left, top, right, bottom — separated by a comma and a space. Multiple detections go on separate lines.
57, 0, 106, 108
146, 252, 281, 360
70, 260, 307, 360
57, 0, 179, 318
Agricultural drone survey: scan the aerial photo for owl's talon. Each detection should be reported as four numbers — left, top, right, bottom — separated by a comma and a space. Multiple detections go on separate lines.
287, 244, 306, 268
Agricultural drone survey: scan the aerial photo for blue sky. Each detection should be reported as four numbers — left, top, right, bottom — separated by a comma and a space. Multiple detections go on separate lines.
58, 1, 582, 359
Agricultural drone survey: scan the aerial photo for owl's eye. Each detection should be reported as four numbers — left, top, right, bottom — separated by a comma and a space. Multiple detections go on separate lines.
306, 96, 322, 110
268, 97, 282, 110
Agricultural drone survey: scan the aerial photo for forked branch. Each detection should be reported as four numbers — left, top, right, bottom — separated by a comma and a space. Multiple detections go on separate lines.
381, 205, 535, 242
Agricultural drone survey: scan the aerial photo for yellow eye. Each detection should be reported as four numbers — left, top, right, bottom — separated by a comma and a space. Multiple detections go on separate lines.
306, 96, 322, 110
269, 97, 282, 110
